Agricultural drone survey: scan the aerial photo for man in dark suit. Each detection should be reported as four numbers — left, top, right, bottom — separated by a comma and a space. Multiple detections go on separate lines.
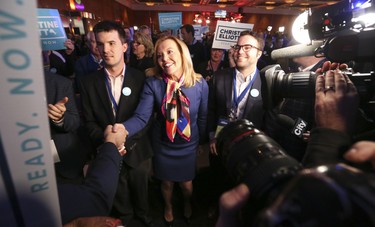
59, 124, 128, 225
79, 20, 154, 227
45, 70, 88, 184
206, 30, 266, 219
180, 24, 206, 72
49, 39, 76, 78
208, 30, 266, 152
74, 31, 103, 93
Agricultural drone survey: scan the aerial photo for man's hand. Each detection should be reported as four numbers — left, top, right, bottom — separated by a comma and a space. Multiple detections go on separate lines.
48, 97, 68, 123
209, 138, 218, 156
216, 183, 250, 227
104, 124, 128, 156
344, 141, 375, 168
64, 39, 75, 55
314, 65, 359, 133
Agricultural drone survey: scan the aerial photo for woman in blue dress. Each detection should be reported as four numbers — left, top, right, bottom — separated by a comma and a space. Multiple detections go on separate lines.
122, 36, 208, 226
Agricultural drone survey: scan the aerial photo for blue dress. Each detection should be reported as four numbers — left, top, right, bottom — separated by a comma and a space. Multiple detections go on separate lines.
124, 76, 208, 181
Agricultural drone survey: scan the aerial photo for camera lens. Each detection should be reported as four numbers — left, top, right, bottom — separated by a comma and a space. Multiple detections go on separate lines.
273, 71, 317, 99
216, 119, 301, 199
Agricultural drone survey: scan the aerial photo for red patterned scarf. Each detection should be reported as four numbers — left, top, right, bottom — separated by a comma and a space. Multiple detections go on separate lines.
161, 74, 191, 142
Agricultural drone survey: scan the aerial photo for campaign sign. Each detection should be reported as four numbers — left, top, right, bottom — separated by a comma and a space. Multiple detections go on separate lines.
212, 21, 254, 50
193, 24, 202, 41
37, 8, 67, 51
1, 1, 61, 226
158, 12, 182, 31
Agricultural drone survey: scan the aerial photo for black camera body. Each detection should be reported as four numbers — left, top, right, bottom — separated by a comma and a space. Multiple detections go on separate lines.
216, 119, 375, 227
260, 64, 375, 110
308, 0, 375, 63
263, 0, 375, 110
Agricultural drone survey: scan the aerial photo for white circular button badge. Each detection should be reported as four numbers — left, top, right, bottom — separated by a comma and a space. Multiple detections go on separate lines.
122, 87, 131, 96
250, 89, 259, 97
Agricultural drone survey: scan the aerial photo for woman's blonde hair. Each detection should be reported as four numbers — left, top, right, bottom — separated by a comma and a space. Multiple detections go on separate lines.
152, 36, 202, 87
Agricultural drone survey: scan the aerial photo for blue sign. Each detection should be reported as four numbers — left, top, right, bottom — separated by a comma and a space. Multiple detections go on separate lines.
158, 12, 182, 31
37, 8, 67, 51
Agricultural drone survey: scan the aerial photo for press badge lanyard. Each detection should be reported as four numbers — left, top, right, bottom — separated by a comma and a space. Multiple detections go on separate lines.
104, 69, 126, 113
232, 69, 257, 110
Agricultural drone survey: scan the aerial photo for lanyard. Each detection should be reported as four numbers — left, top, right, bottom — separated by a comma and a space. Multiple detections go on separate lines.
232, 69, 258, 108
104, 69, 126, 113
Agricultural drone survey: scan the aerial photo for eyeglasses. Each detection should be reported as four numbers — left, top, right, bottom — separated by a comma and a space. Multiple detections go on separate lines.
231, 44, 261, 52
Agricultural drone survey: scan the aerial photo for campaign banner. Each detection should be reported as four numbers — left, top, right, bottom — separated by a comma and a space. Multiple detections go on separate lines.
158, 12, 182, 31
212, 21, 254, 50
0, 1, 61, 227
37, 8, 67, 51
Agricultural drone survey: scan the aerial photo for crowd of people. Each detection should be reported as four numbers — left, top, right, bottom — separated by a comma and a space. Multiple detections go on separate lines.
43, 20, 375, 227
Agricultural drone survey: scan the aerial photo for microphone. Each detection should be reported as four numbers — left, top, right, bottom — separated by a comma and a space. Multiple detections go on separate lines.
271, 41, 324, 60
276, 114, 308, 139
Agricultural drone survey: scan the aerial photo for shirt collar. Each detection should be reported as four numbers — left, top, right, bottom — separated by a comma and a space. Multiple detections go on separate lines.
105, 64, 126, 79
235, 68, 255, 83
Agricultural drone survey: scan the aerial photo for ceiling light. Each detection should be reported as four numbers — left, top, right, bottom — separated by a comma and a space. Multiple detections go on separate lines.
145, 2, 154, 6
218, 4, 226, 8
265, 1, 276, 4
182, 3, 191, 7
285, 0, 296, 3
265, 6, 275, 10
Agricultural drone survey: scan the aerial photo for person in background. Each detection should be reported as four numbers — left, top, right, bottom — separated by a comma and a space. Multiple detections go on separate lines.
259, 35, 276, 69
180, 24, 206, 72
196, 47, 229, 82
122, 36, 209, 226
49, 38, 77, 78
45, 70, 88, 184
139, 25, 152, 40
123, 26, 133, 65
129, 32, 155, 76
79, 21, 154, 227
74, 31, 103, 92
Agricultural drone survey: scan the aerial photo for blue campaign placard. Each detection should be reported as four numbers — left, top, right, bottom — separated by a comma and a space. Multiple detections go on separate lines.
37, 8, 67, 51
158, 12, 182, 31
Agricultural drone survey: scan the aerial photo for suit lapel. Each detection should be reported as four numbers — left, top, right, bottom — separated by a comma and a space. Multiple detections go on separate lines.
116, 68, 135, 121
95, 70, 116, 123
243, 71, 261, 116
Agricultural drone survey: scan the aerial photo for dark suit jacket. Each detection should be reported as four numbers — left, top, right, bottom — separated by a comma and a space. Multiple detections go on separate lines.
207, 67, 265, 136
45, 71, 87, 181
49, 50, 76, 77
58, 142, 122, 224
74, 54, 101, 92
79, 67, 152, 168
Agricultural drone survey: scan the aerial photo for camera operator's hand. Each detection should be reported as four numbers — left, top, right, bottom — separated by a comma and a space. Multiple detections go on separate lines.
315, 67, 359, 133
210, 138, 218, 156
344, 141, 375, 168
216, 183, 250, 227
315, 61, 348, 74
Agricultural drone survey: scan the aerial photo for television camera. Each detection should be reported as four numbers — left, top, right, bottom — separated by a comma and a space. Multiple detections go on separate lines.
264, 0, 375, 119
216, 119, 375, 227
